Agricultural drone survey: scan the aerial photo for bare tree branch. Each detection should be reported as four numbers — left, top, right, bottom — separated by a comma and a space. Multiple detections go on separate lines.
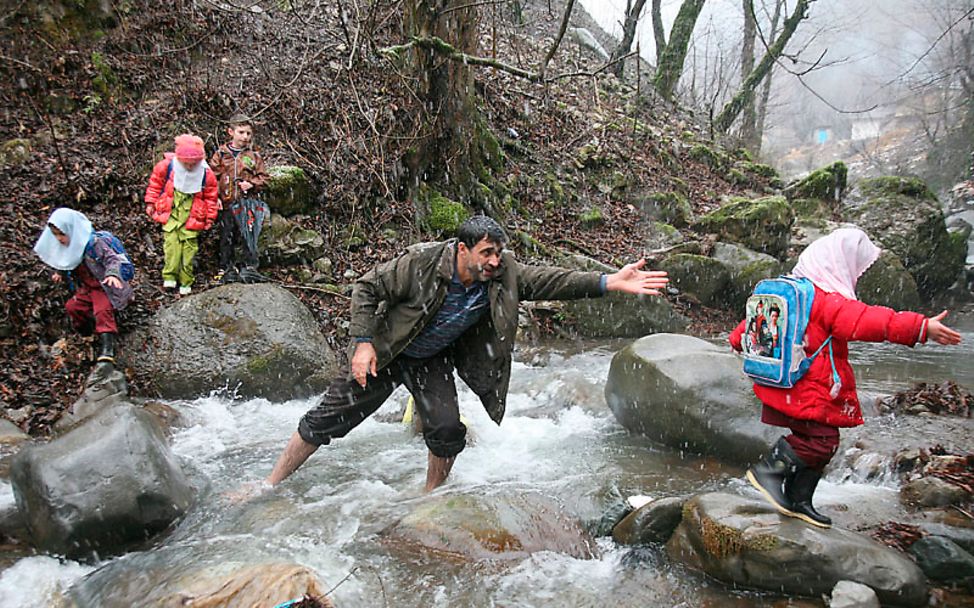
539, 0, 576, 78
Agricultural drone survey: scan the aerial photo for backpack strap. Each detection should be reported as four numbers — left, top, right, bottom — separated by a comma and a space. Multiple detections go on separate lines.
808, 336, 841, 389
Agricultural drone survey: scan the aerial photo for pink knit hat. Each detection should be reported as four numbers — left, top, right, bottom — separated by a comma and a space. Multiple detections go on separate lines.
174, 134, 205, 162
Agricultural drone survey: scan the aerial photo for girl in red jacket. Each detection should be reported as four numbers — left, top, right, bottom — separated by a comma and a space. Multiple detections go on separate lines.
729, 228, 961, 528
144, 134, 218, 295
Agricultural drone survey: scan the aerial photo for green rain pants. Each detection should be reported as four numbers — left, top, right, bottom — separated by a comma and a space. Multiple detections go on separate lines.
162, 190, 200, 287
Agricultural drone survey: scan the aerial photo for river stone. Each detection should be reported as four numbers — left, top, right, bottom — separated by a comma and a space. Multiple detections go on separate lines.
917, 523, 974, 555
842, 176, 966, 295
694, 195, 795, 259
909, 535, 974, 582
10, 404, 193, 559
900, 476, 970, 508
658, 254, 731, 308
66, 544, 329, 608
558, 255, 689, 337
612, 496, 685, 545
382, 492, 598, 561
710, 242, 786, 310
121, 284, 337, 401
666, 492, 928, 607
0, 418, 27, 446
604, 333, 778, 466
830, 580, 880, 608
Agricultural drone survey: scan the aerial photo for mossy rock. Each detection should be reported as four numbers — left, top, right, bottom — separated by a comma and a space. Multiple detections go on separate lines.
579, 207, 604, 229
658, 254, 732, 307
790, 197, 834, 220
689, 144, 724, 170
420, 187, 470, 235
712, 242, 787, 310
264, 166, 316, 216
695, 195, 795, 259
632, 191, 693, 227
0, 139, 31, 167
258, 215, 326, 266
785, 161, 848, 202
843, 176, 966, 296
857, 250, 921, 311
736, 160, 778, 179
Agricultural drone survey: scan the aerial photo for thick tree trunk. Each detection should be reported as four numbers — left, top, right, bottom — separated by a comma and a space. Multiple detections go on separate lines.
738, 0, 758, 151
651, 0, 665, 63
404, 0, 491, 205
713, 0, 812, 133
610, 0, 650, 79
753, 0, 785, 156
652, 0, 707, 100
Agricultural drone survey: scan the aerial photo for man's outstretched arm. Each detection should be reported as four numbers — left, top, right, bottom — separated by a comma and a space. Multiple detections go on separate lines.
604, 259, 668, 295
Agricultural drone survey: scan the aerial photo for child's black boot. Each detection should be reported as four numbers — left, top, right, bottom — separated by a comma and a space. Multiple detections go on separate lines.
785, 468, 832, 528
96, 332, 116, 365
746, 437, 799, 516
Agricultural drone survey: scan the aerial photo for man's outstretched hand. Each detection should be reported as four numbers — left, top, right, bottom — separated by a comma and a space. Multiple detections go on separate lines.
605, 259, 668, 295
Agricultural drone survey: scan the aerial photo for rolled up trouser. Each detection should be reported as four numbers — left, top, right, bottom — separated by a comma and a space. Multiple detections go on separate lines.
298, 353, 467, 458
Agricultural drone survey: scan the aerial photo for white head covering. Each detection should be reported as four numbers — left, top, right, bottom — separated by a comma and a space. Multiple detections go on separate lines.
792, 227, 881, 300
33, 208, 93, 271
172, 158, 208, 195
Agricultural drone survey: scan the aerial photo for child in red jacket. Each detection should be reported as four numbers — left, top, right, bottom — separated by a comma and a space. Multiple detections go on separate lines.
144, 134, 219, 295
729, 228, 961, 528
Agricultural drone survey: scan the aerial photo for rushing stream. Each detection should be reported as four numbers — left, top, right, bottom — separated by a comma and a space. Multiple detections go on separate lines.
0, 311, 972, 607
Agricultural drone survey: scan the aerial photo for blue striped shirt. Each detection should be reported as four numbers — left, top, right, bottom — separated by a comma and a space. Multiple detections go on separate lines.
402, 272, 489, 358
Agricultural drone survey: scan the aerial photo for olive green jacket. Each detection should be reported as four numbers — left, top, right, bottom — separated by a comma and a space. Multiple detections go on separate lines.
348, 239, 604, 424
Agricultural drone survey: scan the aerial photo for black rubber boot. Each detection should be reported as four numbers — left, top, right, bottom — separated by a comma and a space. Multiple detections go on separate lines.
96, 332, 116, 365
746, 437, 800, 516
238, 266, 268, 284
785, 468, 832, 528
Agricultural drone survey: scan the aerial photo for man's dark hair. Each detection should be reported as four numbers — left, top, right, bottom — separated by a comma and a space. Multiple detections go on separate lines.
769, 304, 780, 316
457, 215, 507, 249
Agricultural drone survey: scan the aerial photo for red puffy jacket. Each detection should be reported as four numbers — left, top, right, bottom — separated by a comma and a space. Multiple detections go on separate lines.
729, 287, 928, 428
144, 153, 219, 231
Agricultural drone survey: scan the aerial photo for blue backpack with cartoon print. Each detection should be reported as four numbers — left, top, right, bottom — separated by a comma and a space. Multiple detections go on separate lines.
86, 231, 135, 282
741, 276, 833, 388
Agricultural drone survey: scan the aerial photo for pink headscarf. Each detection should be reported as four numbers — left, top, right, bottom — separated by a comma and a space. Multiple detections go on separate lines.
792, 228, 881, 300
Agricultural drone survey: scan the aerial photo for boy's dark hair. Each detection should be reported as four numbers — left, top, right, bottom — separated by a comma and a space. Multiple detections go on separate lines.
227, 114, 252, 128
457, 215, 507, 249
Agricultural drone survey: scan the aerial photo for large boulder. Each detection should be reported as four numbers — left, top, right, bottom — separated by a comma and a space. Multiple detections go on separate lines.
694, 195, 795, 259
558, 255, 689, 337
122, 284, 337, 401
604, 333, 778, 466
842, 176, 966, 295
10, 405, 194, 559
382, 492, 598, 561
784, 161, 848, 219
857, 250, 921, 311
658, 254, 731, 308
710, 242, 786, 310
667, 492, 929, 607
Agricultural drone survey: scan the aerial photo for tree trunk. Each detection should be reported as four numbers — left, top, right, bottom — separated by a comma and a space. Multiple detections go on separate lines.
651, 0, 665, 63
610, 0, 650, 79
404, 0, 495, 209
652, 0, 707, 101
738, 0, 758, 151
753, 0, 785, 156
713, 0, 812, 133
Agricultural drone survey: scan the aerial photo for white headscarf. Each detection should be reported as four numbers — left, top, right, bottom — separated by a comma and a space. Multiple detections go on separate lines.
172, 158, 208, 195
792, 227, 881, 300
33, 208, 93, 271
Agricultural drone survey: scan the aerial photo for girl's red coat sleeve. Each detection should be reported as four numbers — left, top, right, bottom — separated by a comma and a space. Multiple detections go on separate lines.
727, 287, 927, 428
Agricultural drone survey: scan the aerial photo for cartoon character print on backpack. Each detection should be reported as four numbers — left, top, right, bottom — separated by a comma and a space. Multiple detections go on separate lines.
741, 276, 836, 389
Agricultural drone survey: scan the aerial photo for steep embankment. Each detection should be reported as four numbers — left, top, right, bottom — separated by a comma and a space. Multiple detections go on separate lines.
0, 0, 767, 432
